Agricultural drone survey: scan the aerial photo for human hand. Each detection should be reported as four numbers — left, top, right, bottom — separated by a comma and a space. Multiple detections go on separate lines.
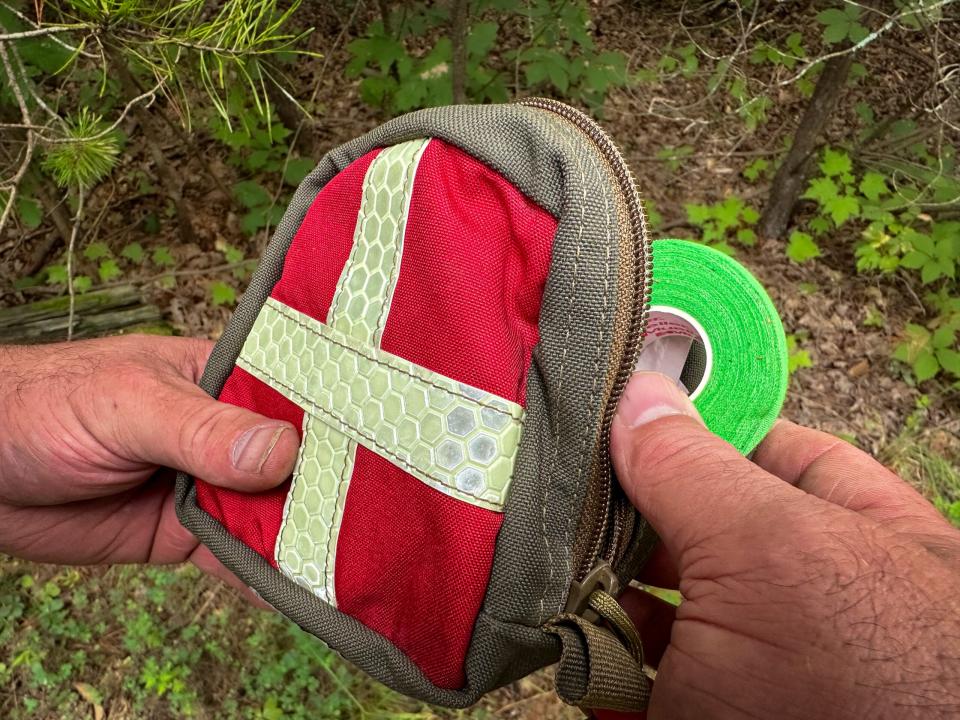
0, 336, 298, 586
606, 372, 960, 720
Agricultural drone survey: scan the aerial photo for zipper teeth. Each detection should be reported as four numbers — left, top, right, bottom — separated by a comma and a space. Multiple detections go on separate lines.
517, 98, 653, 579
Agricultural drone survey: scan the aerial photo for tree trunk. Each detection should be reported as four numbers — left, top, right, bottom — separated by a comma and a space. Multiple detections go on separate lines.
111, 52, 198, 247
0, 285, 169, 343
450, 0, 468, 104
759, 53, 855, 240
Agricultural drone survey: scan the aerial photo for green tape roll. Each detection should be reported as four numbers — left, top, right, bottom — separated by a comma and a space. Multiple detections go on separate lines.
645, 239, 788, 454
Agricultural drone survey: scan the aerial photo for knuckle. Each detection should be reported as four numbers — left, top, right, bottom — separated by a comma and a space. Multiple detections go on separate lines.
178, 402, 232, 467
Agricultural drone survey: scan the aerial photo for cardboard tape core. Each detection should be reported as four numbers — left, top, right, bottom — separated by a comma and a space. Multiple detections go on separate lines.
635, 305, 712, 400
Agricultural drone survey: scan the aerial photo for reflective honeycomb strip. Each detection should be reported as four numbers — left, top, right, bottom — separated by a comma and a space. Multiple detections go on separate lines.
238, 297, 525, 512
271, 139, 430, 604
328, 139, 429, 345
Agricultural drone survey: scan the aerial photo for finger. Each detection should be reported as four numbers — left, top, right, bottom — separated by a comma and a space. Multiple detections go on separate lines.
610, 372, 806, 567
112, 374, 299, 492
754, 419, 957, 532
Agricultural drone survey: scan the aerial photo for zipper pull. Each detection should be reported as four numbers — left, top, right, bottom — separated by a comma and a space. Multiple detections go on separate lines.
564, 560, 620, 620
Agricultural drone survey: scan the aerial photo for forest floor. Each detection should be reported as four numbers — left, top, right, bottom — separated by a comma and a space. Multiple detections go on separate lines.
1, 3, 958, 719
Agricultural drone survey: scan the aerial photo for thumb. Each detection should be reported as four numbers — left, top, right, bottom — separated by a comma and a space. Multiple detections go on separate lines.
610, 372, 802, 568
124, 378, 300, 491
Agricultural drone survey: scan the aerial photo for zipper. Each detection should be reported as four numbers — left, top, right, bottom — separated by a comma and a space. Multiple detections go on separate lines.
515, 98, 653, 603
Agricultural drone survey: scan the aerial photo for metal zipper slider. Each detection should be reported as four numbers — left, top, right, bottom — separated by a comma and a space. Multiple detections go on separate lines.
564, 560, 620, 620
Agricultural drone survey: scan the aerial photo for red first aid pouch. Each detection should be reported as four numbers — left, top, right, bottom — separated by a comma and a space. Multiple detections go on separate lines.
176, 100, 656, 712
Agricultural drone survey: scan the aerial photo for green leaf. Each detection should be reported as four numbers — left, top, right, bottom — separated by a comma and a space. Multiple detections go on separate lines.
894, 324, 931, 364
83, 242, 111, 261
685, 203, 712, 226
921, 260, 944, 285
143, 213, 160, 235
787, 231, 821, 263
283, 158, 315, 187
713, 197, 745, 230
804, 177, 838, 205
16, 196, 42, 229
121, 242, 145, 263
900, 251, 928, 269
210, 281, 237, 307
914, 350, 939, 382
937, 348, 960, 377
46, 264, 67, 285
467, 21, 498, 58
932, 325, 956, 349
152, 247, 175, 267
859, 172, 889, 202
232, 181, 271, 210
98, 259, 121, 282
73, 275, 92, 293
819, 148, 852, 177
736, 228, 757, 246
824, 194, 860, 225
742, 158, 769, 182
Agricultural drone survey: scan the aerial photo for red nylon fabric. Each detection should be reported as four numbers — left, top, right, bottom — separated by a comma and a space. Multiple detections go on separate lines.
195, 366, 304, 565
195, 149, 380, 557
334, 140, 556, 688
194, 139, 557, 690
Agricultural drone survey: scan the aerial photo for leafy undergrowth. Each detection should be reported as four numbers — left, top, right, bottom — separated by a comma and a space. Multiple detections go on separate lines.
0, 562, 521, 720
881, 397, 960, 528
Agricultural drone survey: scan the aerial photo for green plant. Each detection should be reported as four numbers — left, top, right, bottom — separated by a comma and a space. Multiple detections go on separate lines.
792, 145, 960, 385
786, 333, 813, 375
816, 2, 869, 45
685, 196, 759, 254
346, 0, 629, 114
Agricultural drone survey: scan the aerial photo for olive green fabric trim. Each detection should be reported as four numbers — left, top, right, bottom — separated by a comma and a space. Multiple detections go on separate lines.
175, 104, 644, 705
545, 614, 651, 713
274, 139, 430, 603
240, 298, 525, 511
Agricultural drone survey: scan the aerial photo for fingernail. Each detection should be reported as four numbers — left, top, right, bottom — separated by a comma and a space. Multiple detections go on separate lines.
616, 372, 704, 429
232, 424, 288, 473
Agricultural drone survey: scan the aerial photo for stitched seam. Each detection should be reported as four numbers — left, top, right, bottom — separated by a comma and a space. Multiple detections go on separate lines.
274, 412, 311, 563
561, 136, 612, 614
236, 356, 507, 511
328, 153, 380, 322
323, 433, 355, 601
539, 123, 587, 625
266, 298, 518, 417
372, 140, 424, 343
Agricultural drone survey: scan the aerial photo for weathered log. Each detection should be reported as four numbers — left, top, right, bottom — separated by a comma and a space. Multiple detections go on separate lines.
0, 285, 171, 344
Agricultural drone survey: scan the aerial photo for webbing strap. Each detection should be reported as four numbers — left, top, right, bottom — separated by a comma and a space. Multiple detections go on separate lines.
545, 613, 651, 714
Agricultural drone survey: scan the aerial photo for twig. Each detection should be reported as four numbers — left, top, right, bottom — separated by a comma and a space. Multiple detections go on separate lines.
66, 186, 85, 341
0, 1, 95, 58
0, 24, 85, 41
782, 0, 960, 86
0, 40, 36, 237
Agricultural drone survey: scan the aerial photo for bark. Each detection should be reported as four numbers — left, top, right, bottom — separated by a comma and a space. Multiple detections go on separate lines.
0, 285, 168, 343
759, 53, 855, 240
110, 52, 198, 247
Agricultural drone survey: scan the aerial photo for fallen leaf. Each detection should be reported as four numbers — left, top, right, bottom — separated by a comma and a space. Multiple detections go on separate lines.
74, 682, 104, 720
848, 359, 870, 379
